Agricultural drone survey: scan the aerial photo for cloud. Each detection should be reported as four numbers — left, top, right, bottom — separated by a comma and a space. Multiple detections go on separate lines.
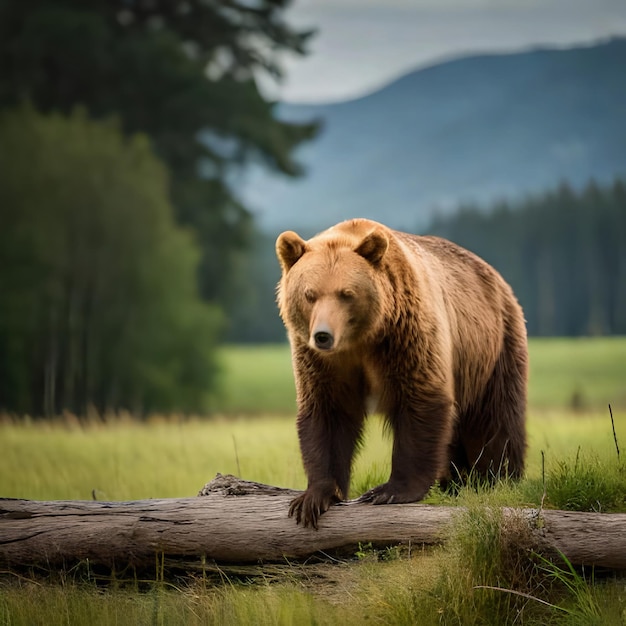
259, 0, 626, 103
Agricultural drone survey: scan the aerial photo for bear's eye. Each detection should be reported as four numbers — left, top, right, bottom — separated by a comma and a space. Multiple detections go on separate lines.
304, 289, 317, 304
339, 289, 355, 301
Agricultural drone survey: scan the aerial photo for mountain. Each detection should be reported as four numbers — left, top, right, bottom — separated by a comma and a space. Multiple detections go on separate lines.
239, 37, 626, 235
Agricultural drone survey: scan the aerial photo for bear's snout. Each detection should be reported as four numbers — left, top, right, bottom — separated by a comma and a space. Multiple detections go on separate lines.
308, 298, 341, 352
313, 330, 334, 351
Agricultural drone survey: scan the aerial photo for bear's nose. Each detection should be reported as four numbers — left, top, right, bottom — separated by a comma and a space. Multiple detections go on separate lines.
313, 331, 334, 351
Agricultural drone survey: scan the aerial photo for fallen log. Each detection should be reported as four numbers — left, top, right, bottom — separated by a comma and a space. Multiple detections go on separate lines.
1, 474, 625, 570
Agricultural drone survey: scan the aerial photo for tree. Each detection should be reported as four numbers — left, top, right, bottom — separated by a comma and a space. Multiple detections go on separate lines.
428, 179, 626, 337
0, 0, 318, 304
0, 107, 222, 415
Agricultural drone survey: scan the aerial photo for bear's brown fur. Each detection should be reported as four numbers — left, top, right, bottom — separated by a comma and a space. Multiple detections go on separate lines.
276, 218, 527, 528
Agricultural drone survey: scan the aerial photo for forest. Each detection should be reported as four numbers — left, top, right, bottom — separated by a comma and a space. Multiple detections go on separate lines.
428, 179, 626, 337
0, 1, 624, 416
0, 0, 317, 415
227, 179, 626, 343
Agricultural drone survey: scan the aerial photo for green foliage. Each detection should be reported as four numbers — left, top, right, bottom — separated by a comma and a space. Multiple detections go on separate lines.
434, 506, 610, 625
221, 230, 287, 343
2, 407, 624, 505
538, 450, 625, 513
0, 582, 343, 626
354, 541, 374, 560
0, 107, 221, 415
435, 506, 535, 624
0, 0, 319, 309
351, 463, 391, 499
429, 179, 626, 337
2, 409, 626, 624
535, 552, 602, 625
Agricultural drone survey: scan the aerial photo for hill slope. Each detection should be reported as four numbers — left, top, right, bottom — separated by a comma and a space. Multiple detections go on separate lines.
241, 37, 626, 234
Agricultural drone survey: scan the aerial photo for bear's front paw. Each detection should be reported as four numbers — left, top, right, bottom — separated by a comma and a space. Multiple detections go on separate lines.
356, 481, 430, 505
288, 487, 340, 529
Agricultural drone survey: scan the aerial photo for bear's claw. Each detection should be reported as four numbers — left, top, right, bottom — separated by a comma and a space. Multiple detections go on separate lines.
356, 482, 429, 505
356, 484, 395, 505
289, 489, 340, 529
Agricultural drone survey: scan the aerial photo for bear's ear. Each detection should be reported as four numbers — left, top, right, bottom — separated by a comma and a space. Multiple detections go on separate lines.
276, 230, 308, 272
354, 229, 389, 265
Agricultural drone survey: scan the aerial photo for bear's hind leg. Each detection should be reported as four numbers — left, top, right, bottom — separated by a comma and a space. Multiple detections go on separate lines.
462, 337, 527, 483
439, 424, 471, 492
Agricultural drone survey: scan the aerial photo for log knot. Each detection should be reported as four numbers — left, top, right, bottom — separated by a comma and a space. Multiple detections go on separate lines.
197, 473, 301, 498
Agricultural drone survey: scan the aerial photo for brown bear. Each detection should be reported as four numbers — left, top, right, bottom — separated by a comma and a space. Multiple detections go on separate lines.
276, 218, 527, 528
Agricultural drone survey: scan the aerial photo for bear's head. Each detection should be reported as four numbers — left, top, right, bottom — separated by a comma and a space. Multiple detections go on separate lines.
276, 222, 390, 353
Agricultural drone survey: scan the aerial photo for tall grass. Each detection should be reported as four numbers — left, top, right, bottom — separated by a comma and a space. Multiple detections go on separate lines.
0, 414, 304, 500
2, 337, 626, 625
0, 581, 347, 626
2, 410, 625, 624
1, 409, 624, 508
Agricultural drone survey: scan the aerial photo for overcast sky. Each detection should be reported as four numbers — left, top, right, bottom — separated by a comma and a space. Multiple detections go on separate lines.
260, 0, 626, 103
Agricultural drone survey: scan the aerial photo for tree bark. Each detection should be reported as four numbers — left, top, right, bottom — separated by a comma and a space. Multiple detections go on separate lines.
1, 474, 625, 570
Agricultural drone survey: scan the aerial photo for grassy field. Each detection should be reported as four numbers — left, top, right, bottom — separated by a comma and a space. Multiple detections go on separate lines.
2, 410, 625, 625
0, 411, 623, 503
1, 337, 626, 625
528, 337, 626, 410
215, 337, 626, 414
214, 343, 297, 415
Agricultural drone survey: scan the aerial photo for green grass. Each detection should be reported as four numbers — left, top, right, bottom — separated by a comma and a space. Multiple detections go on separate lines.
2, 337, 626, 625
0, 414, 303, 500
4, 411, 621, 504
0, 581, 354, 626
215, 337, 626, 414
528, 336, 626, 410
214, 344, 297, 414
2, 409, 626, 624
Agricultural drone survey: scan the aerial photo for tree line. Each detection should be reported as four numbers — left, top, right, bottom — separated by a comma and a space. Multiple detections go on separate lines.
1, 2, 623, 416
222, 179, 626, 342
0, 107, 224, 415
0, 0, 316, 415
428, 179, 626, 337
217, 177, 626, 344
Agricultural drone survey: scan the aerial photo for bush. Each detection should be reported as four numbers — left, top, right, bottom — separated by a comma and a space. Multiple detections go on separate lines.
0, 106, 222, 415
